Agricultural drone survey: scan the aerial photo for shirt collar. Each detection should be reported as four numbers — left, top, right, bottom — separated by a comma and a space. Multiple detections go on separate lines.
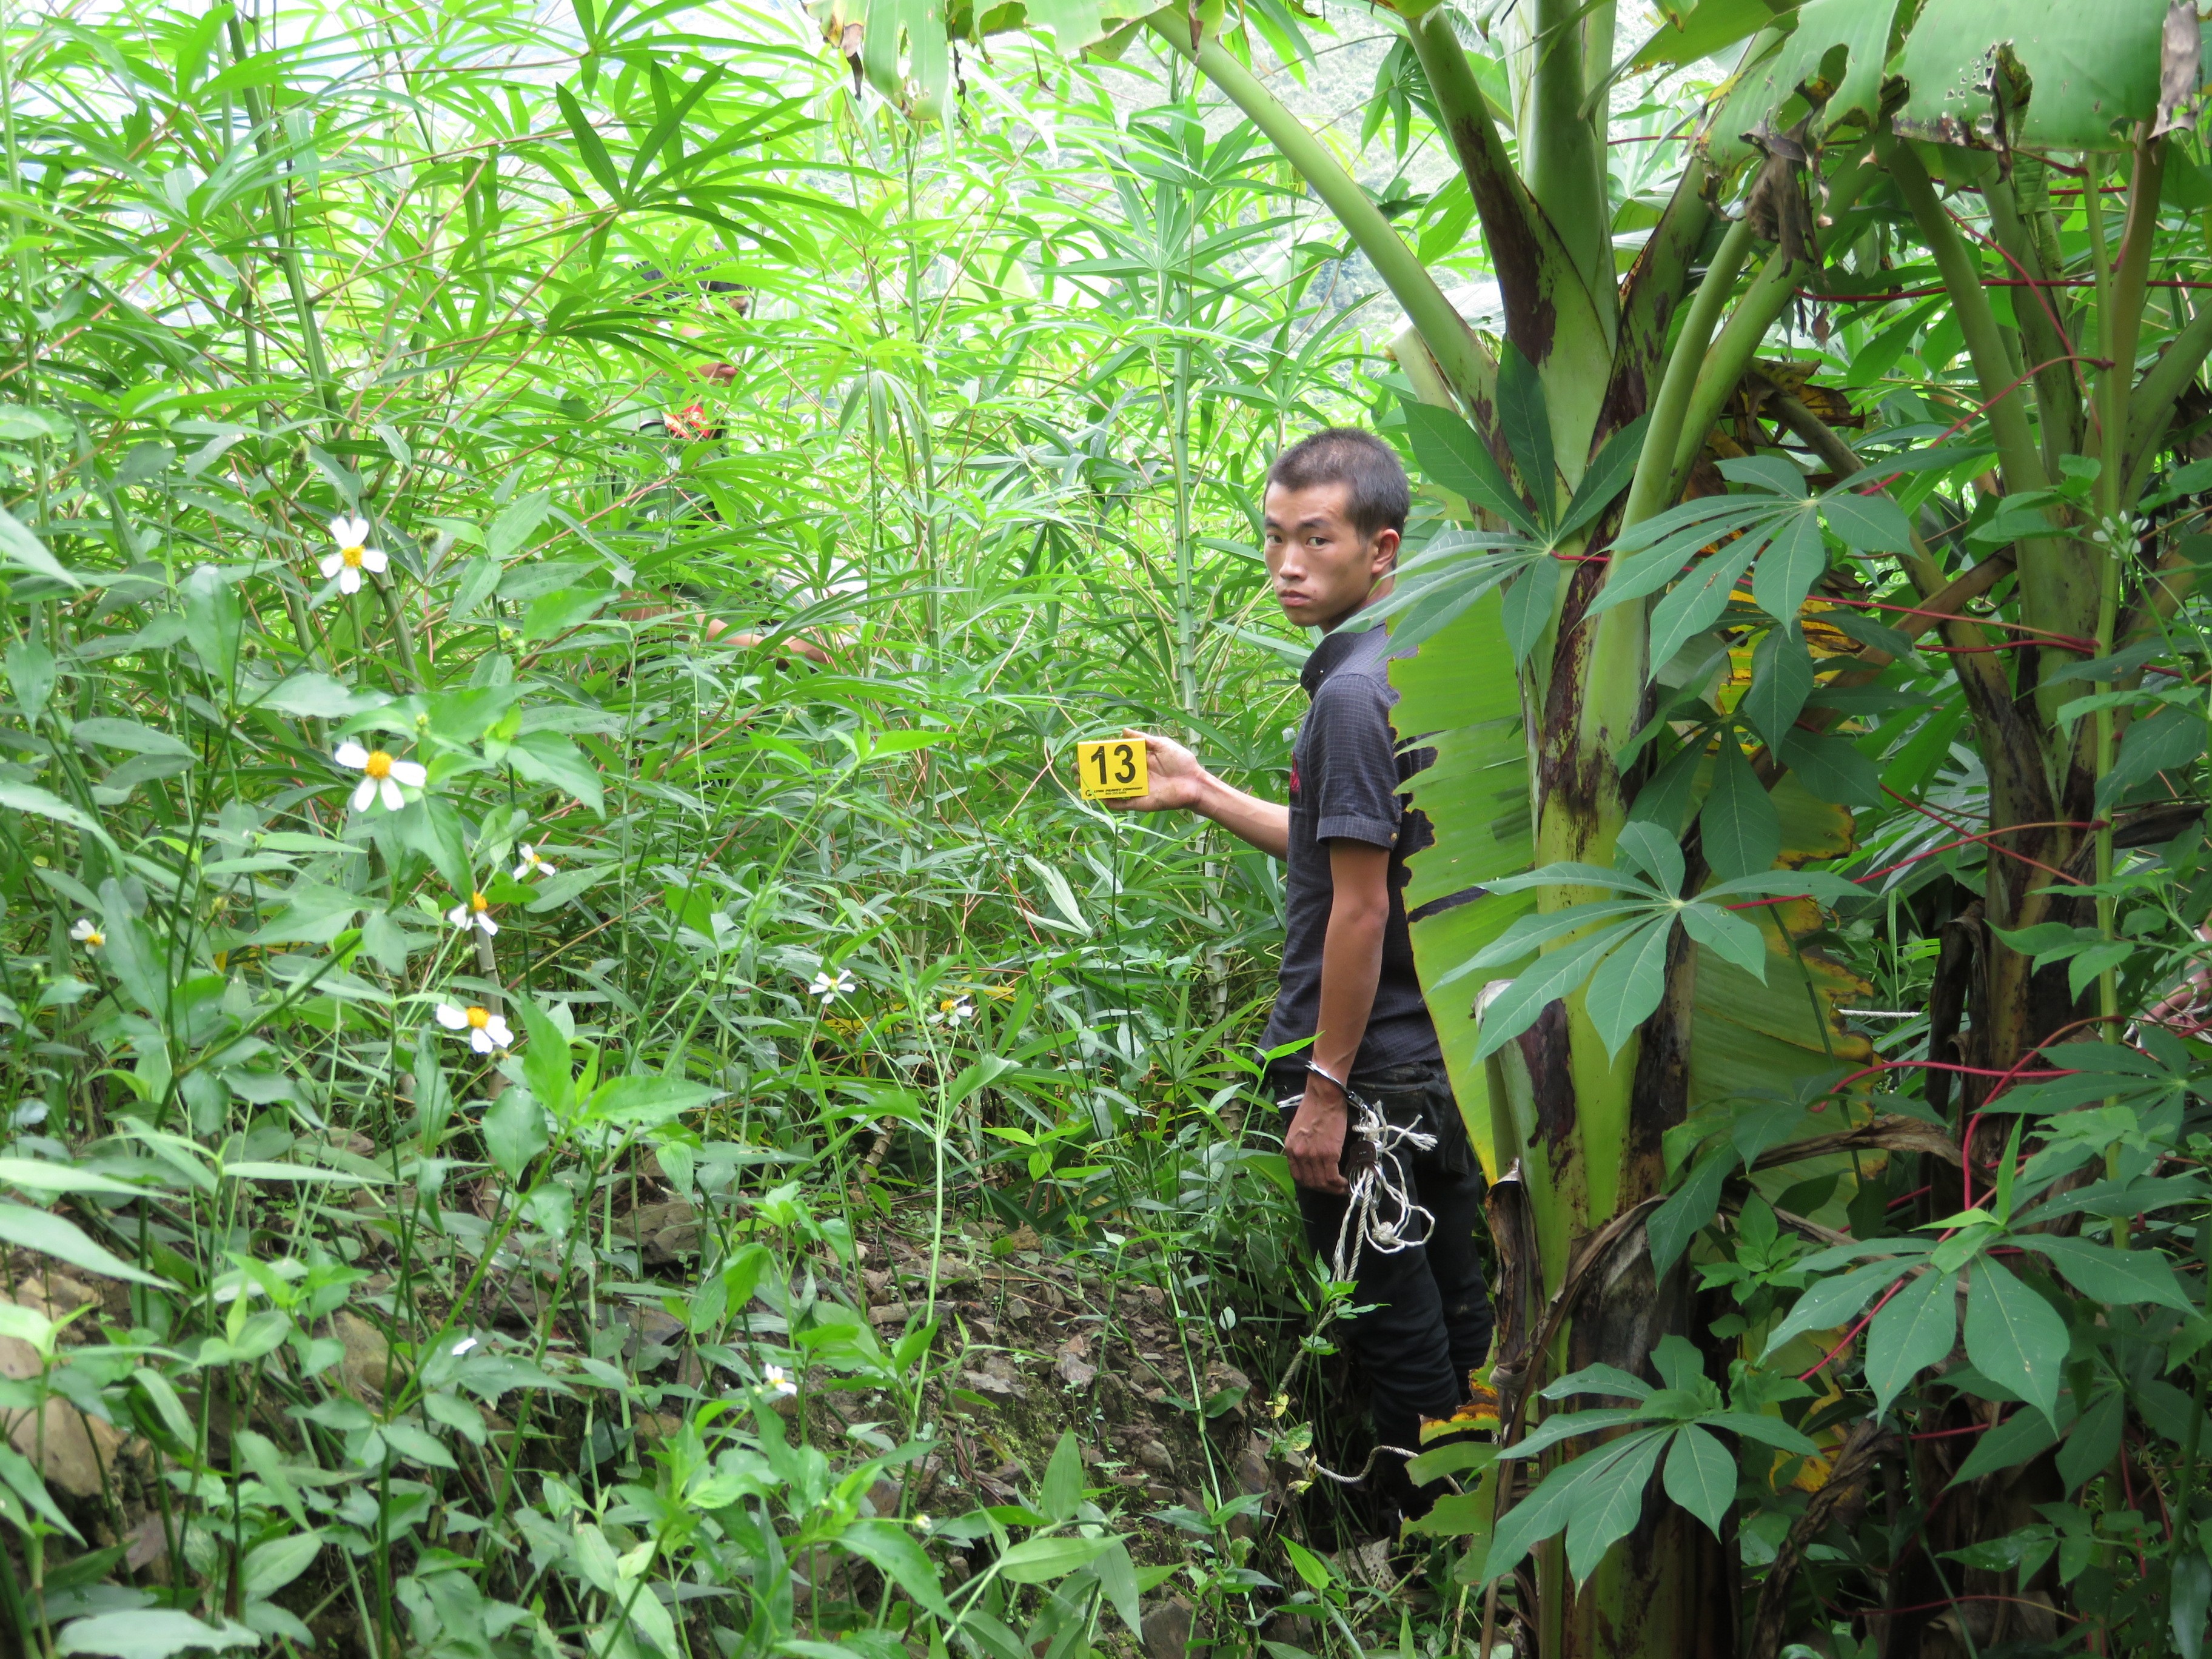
1300, 618, 1387, 697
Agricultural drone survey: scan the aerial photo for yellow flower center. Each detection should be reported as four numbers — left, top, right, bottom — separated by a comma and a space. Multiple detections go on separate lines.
84, 930, 103, 947
465, 1006, 489, 1029
364, 751, 394, 779
341, 545, 365, 568
470, 891, 488, 913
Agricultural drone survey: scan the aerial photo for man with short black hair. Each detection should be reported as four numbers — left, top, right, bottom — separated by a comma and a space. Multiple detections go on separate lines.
1113, 427, 1493, 1522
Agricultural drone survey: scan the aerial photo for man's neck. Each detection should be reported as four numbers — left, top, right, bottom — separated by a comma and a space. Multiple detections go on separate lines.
1315, 578, 1392, 636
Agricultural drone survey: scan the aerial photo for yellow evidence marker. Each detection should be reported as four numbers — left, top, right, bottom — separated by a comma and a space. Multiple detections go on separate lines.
1074, 737, 1148, 801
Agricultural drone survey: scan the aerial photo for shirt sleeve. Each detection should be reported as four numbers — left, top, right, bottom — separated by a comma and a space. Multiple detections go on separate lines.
1309, 675, 1407, 848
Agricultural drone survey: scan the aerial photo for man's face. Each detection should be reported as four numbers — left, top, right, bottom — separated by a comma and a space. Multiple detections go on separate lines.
1262, 480, 1399, 633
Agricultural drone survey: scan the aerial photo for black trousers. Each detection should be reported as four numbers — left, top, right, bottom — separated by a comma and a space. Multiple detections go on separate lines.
1271, 1058, 1495, 1483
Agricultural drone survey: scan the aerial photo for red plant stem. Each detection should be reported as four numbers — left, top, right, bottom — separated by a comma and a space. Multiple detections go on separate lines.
1946, 203, 2085, 394
1909, 1421, 1994, 1440
1855, 354, 2112, 491
1929, 636, 2099, 655
1812, 591, 2093, 643
1805, 277, 2212, 299
1833, 1595, 2085, 1623
1801, 1276, 1911, 1381
1880, 788, 2080, 882
1888, 1184, 1933, 1210
1860, 822, 2099, 884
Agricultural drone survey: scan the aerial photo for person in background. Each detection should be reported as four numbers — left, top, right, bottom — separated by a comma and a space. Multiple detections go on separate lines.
620, 268, 833, 665
1110, 428, 1493, 1527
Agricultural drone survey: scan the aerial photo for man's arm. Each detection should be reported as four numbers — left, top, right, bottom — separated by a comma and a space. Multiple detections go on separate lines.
1105, 729, 1289, 860
1284, 840, 1390, 1195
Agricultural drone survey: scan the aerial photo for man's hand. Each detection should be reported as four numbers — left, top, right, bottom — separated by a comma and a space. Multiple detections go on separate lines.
1101, 728, 1291, 859
1285, 1079, 1351, 1195
1101, 729, 1205, 813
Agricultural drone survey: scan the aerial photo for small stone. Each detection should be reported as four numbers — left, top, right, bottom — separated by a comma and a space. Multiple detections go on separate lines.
1141, 1596, 1194, 1659
1136, 1439, 1173, 1475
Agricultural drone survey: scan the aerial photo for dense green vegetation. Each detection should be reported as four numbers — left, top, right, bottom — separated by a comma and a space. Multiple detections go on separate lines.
7, 1, 2212, 1658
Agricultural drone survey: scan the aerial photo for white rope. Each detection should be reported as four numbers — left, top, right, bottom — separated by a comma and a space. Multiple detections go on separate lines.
1286, 1081, 1439, 1285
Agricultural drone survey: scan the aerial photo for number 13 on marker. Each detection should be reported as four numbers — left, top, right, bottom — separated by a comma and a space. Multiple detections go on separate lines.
1075, 738, 1148, 800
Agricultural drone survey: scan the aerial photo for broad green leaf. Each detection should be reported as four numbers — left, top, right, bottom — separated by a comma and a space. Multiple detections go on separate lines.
1540, 1364, 1654, 1402
1039, 1430, 1084, 1523
1613, 819, 1686, 893
1749, 507, 1826, 626
1965, 1260, 2068, 1423
1500, 554, 1564, 662
1557, 415, 1652, 540
1818, 487, 1913, 553
1898, 0, 2173, 151
0, 501, 85, 588
506, 731, 606, 815
839, 1520, 953, 1619
1718, 454, 1808, 498
181, 564, 241, 688
1586, 916, 1678, 1056
1484, 1430, 1667, 1586
1282, 1537, 1332, 1591
1762, 1259, 1908, 1356
514, 994, 574, 1114
1864, 1266, 1957, 1412
1562, 1428, 1668, 1585
0, 1159, 144, 1198
481, 1088, 550, 1180
1494, 341, 1555, 526
2056, 1388, 2124, 1493
1698, 735, 1781, 881
1501, 1409, 1656, 1461
1950, 1405, 2062, 1484
1473, 922, 1648, 1059
56, 1614, 256, 1659
2016, 1236, 2197, 1312
241, 1531, 323, 1600
1649, 1147, 1738, 1278
1739, 626, 1815, 751
0, 1201, 169, 1287
2173, 1553, 2212, 1659
589, 1074, 718, 1128
1676, 902, 1768, 981
1648, 536, 1765, 669
1713, 0, 1906, 163
1094, 1539, 1143, 1637
71, 718, 192, 758
1778, 728, 1883, 808
2097, 705, 2207, 809
1662, 1425, 1735, 1536
996, 1535, 1111, 1583
1631, 0, 1788, 69
1403, 400, 1541, 537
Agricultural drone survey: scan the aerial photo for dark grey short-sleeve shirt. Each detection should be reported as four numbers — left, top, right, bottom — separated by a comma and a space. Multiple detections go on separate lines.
1260, 620, 1441, 1078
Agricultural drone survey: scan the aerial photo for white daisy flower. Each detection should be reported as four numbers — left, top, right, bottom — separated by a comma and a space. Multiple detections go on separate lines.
69, 917, 104, 948
808, 968, 857, 1000
435, 1002, 513, 1054
513, 843, 556, 880
446, 891, 499, 936
762, 1364, 797, 1398
333, 742, 427, 812
318, 514, 389, 596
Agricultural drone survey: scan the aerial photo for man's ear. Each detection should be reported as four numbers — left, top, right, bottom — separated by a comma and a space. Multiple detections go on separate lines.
1372, 526, 1401, 574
